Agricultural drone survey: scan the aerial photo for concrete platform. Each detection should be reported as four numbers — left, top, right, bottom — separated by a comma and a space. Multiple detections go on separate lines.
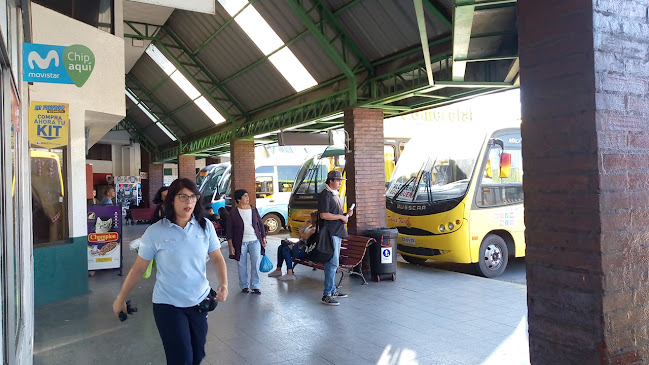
34, 224, 530, 365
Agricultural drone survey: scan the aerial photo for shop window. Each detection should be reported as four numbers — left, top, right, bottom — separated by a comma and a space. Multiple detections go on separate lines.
86, 143, 112, 160
33, 0, 114, 34
31, 148, 69, 245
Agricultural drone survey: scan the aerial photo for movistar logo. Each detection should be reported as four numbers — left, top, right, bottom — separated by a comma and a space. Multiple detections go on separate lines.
28, 50, 59, 69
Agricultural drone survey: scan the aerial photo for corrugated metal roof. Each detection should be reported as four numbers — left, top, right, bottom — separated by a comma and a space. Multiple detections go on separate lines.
124, 0, 517, 157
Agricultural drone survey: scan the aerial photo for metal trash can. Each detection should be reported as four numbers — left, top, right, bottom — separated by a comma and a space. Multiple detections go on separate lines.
365, 227, 398, 282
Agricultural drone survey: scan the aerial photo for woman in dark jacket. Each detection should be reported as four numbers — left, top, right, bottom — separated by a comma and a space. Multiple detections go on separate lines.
226, 189, 267, 294
150, 186, 168, 224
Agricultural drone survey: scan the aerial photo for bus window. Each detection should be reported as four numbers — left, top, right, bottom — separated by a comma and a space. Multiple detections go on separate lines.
256, 166, 273, 173
277, 165, 300, 192
478, 140, 523, 207
255, 176, 274, 198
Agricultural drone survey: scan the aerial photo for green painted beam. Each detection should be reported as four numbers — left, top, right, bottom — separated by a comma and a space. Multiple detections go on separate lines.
454, 55, 518, 62
423, 0, 452, 29
120, 118, 159, 153
452, 0, 475, 81
287, 0, 357, 104
192, 1, 257, 56
219, 0, 365, 86
126, 74, 190, 136
312, 0, 373, 74
414, 0, 434, 85
456, 0, 516, 8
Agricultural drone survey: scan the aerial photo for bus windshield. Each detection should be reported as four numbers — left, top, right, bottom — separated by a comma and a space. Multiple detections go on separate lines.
292, 147, 344, 195
198, 165, 228, 199
386, 128, 486, 203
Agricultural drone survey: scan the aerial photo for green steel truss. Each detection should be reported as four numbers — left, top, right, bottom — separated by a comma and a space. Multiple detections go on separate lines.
123, 1, 518, 162
119, 117, 158, 153
126, 74, 189, 138
124, 21, 247, 122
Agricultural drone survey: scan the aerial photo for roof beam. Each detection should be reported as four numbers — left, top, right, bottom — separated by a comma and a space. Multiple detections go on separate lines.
192, 0, 257, 56
219, 0, 366, 86
287, 0, 358, 104
423, 0, 452, 29
126, 74, 190, 136
414, 0, 435, 86
119, 118, 159, 153
451, 1, 475, 81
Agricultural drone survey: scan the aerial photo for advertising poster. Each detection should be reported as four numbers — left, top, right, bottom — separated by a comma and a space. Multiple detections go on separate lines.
28, 101, 69, 149
23, 43, 95, 87
87, 205, 121, 270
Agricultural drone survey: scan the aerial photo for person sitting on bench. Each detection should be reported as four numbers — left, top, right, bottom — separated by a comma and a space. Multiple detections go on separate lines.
268, 210, 317, 281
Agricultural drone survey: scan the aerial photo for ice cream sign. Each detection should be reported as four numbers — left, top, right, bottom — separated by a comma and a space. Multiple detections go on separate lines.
23, 43, 95, 87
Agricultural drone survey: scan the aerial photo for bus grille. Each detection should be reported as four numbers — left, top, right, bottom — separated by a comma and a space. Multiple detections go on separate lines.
397, 244, 442, 257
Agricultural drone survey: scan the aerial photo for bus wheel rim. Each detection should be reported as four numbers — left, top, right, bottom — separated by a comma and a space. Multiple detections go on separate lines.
266, 218, 279, 232
484, 244, 503, 270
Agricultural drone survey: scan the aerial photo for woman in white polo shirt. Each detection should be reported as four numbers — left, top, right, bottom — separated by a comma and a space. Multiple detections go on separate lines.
112, 178, 229, 365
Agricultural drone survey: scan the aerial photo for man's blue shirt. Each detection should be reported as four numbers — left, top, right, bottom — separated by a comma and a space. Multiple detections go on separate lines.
138, 217, 220, 307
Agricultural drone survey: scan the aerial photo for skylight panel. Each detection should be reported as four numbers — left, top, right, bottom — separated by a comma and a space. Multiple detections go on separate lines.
145, 46, 175, 75
269, 49, 317, 91
145, 44, 226, 126
195, 96, 226, 124
125, 88, 177, 142
218, 0, 318, 92
170, 71, 201, 99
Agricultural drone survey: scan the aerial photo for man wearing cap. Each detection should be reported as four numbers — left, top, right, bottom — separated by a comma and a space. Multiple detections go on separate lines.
318, 170, 354, 306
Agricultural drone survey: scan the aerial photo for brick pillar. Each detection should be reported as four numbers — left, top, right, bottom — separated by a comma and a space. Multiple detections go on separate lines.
178, 155, 196, 182
140, 152, 150, 207
520, 1, 649, 363
344, 107, 385, 235
206, 156, 221, 165
148, 163, 164, 207
230, 140, 256, 207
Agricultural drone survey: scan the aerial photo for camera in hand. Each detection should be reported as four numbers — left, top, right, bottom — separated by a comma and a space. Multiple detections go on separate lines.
119, 300, 138, 322
198, 288, 218, 313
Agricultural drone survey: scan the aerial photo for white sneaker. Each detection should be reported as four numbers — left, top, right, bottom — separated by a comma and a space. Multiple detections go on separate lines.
279, 274, 296, 281
268, 270, 282, 278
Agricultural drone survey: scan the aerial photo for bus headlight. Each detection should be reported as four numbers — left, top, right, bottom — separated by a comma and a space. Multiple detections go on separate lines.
448, 222, 455, 230
439, 224, 445, 232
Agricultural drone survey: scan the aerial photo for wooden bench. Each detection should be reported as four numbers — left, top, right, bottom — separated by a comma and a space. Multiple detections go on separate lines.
126, 207, 156, 224
292, 235, 375, 286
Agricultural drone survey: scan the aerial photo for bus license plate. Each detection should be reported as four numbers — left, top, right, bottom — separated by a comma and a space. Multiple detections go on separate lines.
402, 236, 416, 245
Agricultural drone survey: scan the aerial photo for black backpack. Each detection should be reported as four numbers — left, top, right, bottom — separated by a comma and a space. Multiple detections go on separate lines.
305, 214, 334, 263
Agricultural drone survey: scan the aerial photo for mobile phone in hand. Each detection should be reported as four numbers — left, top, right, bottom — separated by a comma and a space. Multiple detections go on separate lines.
349, 203, 355, 211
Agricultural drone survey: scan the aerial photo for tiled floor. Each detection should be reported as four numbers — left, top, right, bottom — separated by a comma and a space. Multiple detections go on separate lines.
34, 224, 530, 365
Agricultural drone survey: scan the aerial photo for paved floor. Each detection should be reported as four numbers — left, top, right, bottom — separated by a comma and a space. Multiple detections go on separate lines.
34, 224, 530, 365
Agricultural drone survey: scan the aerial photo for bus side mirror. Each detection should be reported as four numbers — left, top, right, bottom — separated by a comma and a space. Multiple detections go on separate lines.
499, 153, 511, 178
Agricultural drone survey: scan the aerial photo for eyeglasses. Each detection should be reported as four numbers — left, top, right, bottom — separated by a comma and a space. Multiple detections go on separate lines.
177, 193, 200, 202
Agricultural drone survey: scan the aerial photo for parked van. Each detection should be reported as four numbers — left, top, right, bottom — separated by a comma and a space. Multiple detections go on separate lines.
198, 158, 301, 234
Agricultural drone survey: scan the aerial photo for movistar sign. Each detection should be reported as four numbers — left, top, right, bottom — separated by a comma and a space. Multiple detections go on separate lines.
23, 43, 95, 87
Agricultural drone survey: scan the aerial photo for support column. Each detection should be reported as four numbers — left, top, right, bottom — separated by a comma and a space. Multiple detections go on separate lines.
148, 163, 164, 207
230, 140, 256, 207
178, 155, 196, 182
344, 107, 385, 235
140, 152, 150, 207
520, 1, 649, 363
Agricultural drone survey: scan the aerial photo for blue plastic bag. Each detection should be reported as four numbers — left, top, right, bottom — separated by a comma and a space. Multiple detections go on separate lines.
259, 255, 273, 273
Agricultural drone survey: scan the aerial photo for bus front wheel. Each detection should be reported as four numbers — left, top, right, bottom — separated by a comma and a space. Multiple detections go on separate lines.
476, 234, 508, 278
263, 213, 282, 235
401, 254, 427, 265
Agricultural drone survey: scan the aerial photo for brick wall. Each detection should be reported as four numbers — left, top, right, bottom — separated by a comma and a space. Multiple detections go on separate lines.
178, 155, 196, 182
520, 0, 649, 362
344, 107, 386, 235
230, 140, 256, 207
148, 163, 164, 208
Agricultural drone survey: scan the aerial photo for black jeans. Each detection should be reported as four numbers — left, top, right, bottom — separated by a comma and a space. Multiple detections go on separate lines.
152, 303, 208, 365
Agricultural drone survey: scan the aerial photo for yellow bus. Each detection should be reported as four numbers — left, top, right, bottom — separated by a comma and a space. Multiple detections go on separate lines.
386, 125, 523, 277
287, 139, 407, 238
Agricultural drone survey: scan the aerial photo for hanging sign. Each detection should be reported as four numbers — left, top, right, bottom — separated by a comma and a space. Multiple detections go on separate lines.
23, 43, 95, 87
28, 102, 69, 148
